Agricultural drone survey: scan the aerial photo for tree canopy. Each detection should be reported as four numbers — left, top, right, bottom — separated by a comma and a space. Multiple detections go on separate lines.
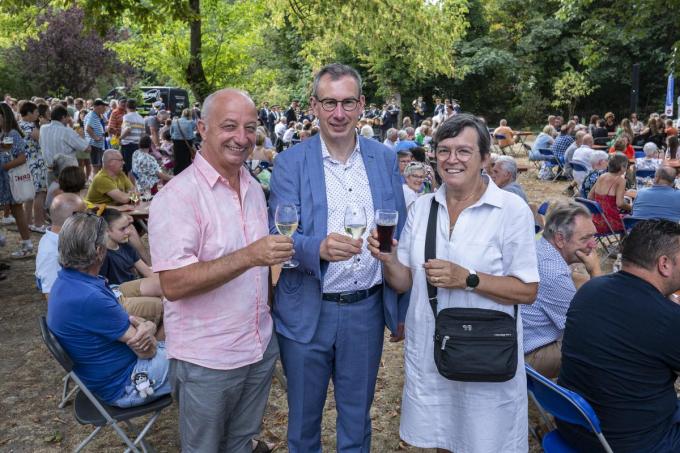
0, 0, 677, 123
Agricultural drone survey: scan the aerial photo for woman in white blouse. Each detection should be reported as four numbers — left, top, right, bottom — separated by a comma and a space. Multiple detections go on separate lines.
368, 114, 539, 453
402, 162, 426, 210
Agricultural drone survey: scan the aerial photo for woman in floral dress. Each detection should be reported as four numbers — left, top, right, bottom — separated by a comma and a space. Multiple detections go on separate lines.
18, 101, 48, 233
0, 102, 34, 258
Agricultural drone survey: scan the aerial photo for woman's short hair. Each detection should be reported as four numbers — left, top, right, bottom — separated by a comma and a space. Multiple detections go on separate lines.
590, 150, 609, 165
256, 129, 266, 146
360, 125, 373, 138
182, 108, 191, 119
433, 113, 490, 158
58, 166, 86, 193
608, 153, 629, 173
643, 142, 659, 157
58, 212, 108, 271
138, 135, 152, 149
20, 101, 37, 117
404, 161, 426, 177
543, 201, 591, 241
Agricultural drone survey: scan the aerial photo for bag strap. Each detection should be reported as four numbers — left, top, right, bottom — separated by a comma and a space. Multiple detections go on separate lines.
175, 119, 195, 158
424, 196, 519, 320
425, 197, 439, 318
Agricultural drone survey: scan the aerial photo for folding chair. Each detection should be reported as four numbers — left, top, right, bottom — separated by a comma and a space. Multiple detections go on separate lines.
493, 134, 513, 155
526, 365, 614, 453
574, 197, 621, 257
635, 169, 656, 188
39, 316, 172, 453
538, 148, 563, 181
569, 161, 588, 173
537, 201, 550, 216
622, 215, 646, 234
634, 151, 645, 159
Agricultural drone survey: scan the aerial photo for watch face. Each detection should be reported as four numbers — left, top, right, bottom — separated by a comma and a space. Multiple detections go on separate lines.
466, 273, 480, 288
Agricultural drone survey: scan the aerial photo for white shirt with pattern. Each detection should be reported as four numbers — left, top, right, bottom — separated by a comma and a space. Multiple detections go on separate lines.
321, 135, 381, 293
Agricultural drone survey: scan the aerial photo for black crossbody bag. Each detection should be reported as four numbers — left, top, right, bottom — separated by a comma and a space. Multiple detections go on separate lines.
425, 198, 518, 382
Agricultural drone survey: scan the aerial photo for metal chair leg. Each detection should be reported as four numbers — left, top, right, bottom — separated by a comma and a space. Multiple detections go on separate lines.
75, 426, 102, 453
59, 374, 79, 408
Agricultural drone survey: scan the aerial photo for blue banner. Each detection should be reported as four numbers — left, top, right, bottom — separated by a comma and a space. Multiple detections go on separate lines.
665, 73, 674, 117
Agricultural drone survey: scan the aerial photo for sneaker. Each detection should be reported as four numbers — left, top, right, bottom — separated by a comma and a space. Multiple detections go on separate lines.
29, 224, 47, 234
10, 246, 34, 259
1, 215, 15, 225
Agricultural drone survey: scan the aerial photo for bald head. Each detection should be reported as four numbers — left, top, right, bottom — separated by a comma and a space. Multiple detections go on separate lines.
201, 89, 256, 123
655, 166, 677, 186
574, 130, 586, 145
50, 193, 86, 229
582, 134, 594, 146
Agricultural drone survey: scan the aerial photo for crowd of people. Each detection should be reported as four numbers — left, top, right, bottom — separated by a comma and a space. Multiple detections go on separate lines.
5, 62, 680, 453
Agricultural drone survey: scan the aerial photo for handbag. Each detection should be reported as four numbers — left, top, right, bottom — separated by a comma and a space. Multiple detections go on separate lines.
175, 119, 196, 159
425, 198, 518, 382
8, 162, 35, 203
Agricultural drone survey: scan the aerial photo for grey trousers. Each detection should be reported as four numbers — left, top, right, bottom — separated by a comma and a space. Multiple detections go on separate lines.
170, 335, 279, 453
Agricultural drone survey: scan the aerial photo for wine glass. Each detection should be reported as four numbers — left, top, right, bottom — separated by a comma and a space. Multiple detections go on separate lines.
275, 204, 299, 268
344, 204, 367, 271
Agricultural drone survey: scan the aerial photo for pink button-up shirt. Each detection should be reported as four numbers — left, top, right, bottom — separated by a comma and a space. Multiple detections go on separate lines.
149, 153, 271, 370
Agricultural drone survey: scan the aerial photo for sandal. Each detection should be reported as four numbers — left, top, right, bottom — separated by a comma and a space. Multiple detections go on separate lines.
10, 247, 34, 259
29, 224, 47, 234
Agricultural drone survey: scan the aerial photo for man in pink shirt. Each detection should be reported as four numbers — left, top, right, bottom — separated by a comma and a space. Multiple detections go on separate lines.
148, 89, 293, 453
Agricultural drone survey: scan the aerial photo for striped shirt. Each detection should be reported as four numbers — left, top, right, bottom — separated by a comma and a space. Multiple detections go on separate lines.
39, 120, 89, 167
84, 110, 105, 148
120, 112, 145, 145
521, 237, 575, 353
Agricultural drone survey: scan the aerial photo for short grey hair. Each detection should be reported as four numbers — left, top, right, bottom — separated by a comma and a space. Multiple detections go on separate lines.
59, 213, 108, 271
590, 150, 609, 165
387, 128, 398, 140
643, 141, 659, 157
543, 201, 591, 242
494, 155, 517, 181
404, 161, 426, 176
311, 63, 362, 99
655, 166, 676, 185
102, 149, 122, 165
53, 153, 78, 177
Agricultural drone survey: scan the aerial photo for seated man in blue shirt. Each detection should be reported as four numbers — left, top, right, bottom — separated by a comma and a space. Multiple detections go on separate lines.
558, 219, 680, 452
47, 212, 170, 408
632, 166, 680, 222
522, 201, 601, 378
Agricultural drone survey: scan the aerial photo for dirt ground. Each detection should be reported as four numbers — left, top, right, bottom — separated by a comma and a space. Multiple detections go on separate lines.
0, 154, 570, 452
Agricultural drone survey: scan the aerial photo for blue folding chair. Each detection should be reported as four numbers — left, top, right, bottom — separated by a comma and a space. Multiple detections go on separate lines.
526, 365, 614, 453
574, 197, 621, 255
634, 151, 645, 159
569, 161, 588, 173
635, 168, 656, 188
537, 201, 550, 216
622, 215, 646, 233
493, 134, 513, 155
538, 148, 563, 181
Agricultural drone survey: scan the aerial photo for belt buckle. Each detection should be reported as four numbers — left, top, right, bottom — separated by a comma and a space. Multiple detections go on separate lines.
338, 291, 354, 305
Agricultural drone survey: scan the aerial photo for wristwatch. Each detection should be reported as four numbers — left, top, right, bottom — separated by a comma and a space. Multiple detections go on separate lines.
465, 269, 480, 291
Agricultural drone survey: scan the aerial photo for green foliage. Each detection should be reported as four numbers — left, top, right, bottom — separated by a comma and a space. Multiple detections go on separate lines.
551, 64, 597, 117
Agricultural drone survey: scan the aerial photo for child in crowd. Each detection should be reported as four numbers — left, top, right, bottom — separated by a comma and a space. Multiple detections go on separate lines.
100, 208, 162, 296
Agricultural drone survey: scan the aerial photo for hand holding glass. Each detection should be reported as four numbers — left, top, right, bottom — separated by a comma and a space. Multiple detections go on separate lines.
375, 209, 398, 253
275, 204, 299, 268
344, 204, 367, 271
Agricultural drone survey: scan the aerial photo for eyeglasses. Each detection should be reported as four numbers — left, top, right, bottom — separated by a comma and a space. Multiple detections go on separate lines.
435, 146, 475, 162
314, 97, 360, 112
76, 211, 106, 244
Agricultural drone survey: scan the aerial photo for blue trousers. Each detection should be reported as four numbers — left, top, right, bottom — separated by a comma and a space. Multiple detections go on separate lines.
278, 289, 384, 453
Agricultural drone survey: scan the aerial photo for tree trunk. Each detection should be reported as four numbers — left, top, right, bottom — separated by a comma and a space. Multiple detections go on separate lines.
186, 0, 211, 102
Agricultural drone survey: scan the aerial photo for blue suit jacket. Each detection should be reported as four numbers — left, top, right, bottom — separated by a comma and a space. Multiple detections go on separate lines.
268, 134, 409, 343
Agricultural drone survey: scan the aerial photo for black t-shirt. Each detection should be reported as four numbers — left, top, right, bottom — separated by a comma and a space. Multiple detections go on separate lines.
99, 243, 140, 285
557, 271, 680, 452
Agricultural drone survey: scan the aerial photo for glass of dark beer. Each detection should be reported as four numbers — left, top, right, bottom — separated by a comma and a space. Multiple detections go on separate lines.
375, 209, 398, 253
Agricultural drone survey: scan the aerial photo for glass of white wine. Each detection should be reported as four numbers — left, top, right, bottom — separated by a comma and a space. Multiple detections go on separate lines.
344, 203, 367, 271
275, 203, 299, 269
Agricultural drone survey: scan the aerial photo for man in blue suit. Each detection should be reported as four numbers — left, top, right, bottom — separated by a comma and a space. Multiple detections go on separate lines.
269, 63, 408, 452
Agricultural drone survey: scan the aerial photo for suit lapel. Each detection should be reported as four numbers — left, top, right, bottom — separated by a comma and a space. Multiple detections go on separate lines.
306, 135, 328, 237
360, 138, 384, 212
